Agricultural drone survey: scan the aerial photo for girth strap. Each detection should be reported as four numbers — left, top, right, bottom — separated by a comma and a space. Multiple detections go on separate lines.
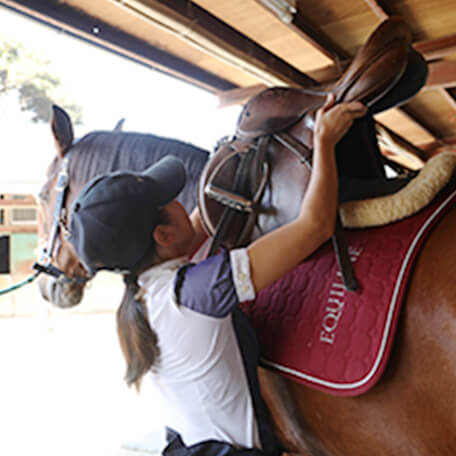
272, 131, 358, 292
332, 216, 358, 291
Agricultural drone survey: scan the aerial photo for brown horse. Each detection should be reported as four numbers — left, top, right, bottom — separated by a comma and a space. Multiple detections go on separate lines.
38, 107, 456, 455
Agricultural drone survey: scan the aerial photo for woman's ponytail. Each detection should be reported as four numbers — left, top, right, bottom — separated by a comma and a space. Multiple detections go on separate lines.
116, 273, 160, 391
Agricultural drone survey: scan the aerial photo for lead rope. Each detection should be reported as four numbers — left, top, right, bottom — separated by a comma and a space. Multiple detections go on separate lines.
0, 270, 41, 297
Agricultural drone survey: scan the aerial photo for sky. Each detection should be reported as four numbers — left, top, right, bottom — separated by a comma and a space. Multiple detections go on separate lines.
0, 6, 241, 194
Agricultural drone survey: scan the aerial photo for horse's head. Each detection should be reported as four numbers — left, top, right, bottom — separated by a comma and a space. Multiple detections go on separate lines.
36, 106, 210, 308
37, 106, 90, 307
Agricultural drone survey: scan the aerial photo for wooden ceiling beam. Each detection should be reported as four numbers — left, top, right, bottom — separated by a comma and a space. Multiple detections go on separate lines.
114, 0, 317, 88
0, 0, 237, 92
424, 60, 456, 90
254, 0, 350, 63
376, 123, 427, 162
362, 0, 389, 21
440, 88, 456, 112
413, 34, 456, 60
420, 135, 456, 157
360, 7, 456, 61
398, 106, 440, 140
284, 57, 456, 90
304, 32, 456, 84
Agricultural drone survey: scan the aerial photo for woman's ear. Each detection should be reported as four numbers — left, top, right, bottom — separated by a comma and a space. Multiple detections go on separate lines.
153, 224, 176, 247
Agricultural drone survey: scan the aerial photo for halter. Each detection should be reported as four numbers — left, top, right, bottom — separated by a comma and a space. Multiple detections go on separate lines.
0, 155, 89, 297
32, 155, 90, 285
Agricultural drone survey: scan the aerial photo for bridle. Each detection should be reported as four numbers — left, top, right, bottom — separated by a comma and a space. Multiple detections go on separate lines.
32, 154, 90, 286
0, 154, 89, 297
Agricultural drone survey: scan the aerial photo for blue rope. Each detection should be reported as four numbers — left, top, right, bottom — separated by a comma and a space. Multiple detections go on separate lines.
0, 271, 40, 296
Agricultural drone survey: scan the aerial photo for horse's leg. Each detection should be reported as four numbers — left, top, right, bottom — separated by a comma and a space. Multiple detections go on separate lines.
260, 207, 456, 455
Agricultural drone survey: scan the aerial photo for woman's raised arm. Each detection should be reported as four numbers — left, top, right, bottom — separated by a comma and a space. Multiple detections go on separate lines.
247, 95, 367, 293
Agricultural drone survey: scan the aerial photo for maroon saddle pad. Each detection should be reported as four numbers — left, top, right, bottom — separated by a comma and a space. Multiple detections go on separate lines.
241, 185, 456, 396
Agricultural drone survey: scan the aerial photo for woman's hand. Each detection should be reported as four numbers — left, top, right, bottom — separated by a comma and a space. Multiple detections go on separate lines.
314, 94, 367, 148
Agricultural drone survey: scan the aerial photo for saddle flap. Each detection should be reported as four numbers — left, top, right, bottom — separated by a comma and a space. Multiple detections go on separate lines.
333, 17, 412, 101
336, 40, 410, 105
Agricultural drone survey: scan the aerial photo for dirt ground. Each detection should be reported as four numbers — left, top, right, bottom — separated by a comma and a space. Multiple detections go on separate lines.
0, 272, 166, 456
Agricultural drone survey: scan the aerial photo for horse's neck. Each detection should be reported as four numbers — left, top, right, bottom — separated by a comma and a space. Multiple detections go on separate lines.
71, 132, 208, 213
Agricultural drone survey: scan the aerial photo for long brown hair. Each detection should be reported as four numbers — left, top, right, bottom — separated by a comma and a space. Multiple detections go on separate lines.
115, 206, 172, 391
116, 209, 173, 390
116, 272, 160, 391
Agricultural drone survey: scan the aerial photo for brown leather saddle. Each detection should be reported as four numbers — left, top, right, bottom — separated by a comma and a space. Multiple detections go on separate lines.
197, 17, 428, 290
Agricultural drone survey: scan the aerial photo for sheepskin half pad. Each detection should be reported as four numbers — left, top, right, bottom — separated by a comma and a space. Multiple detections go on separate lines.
340, 151, 456, 228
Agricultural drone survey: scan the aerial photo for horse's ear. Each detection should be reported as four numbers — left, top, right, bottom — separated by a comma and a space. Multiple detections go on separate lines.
51, 105, 74, 157
113, 118, 125, 132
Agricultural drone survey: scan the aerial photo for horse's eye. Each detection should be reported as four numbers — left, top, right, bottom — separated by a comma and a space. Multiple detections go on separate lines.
38, 189, 49, 203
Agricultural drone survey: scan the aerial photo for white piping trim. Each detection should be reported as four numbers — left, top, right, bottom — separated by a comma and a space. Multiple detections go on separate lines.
261, 189, 456, 390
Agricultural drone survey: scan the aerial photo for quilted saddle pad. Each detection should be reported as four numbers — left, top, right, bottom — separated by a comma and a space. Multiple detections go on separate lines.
242, 184, 456, 396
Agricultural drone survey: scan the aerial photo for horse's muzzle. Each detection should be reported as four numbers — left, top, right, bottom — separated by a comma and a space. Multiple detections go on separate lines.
37, 275, 85, 308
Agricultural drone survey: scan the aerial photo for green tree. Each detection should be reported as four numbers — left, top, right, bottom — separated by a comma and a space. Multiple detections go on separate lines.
0, 37, 83, 124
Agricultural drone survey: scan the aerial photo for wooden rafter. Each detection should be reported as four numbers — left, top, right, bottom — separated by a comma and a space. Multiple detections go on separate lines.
376, 123, 426, 169
254, 0, 350, 63
112, 0, 317, 87
297, 57, 456, 90
360, 6, 456, 62
284, 31, 456, 87
421, 136, 456, 157
440, 88, 456, 112
414, 34, 456, 61
425, 60, 456, 90
398, 106, 440, 141
0, 0, 237, 92
362, 0, 389, 21
8, 0, 450, 151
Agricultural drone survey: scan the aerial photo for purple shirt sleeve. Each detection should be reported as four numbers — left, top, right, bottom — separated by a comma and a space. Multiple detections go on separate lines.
174, 250, 239, 318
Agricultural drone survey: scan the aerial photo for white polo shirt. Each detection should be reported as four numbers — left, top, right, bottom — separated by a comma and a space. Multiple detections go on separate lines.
138, 248, 269, 450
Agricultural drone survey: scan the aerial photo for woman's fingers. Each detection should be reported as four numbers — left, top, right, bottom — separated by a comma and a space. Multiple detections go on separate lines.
345, 101, 368, 117
313, 95, 369, 146
314, 99, 367, 145
321, 93, 336, 111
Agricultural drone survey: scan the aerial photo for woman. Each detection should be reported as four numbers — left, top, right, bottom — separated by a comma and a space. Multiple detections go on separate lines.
68, 94, 367, 456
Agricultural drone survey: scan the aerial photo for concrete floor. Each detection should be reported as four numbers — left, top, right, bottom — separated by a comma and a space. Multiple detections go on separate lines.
0, 273, 166, 456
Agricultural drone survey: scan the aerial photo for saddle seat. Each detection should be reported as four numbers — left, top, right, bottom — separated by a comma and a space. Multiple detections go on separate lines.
237, 17, 418, 139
